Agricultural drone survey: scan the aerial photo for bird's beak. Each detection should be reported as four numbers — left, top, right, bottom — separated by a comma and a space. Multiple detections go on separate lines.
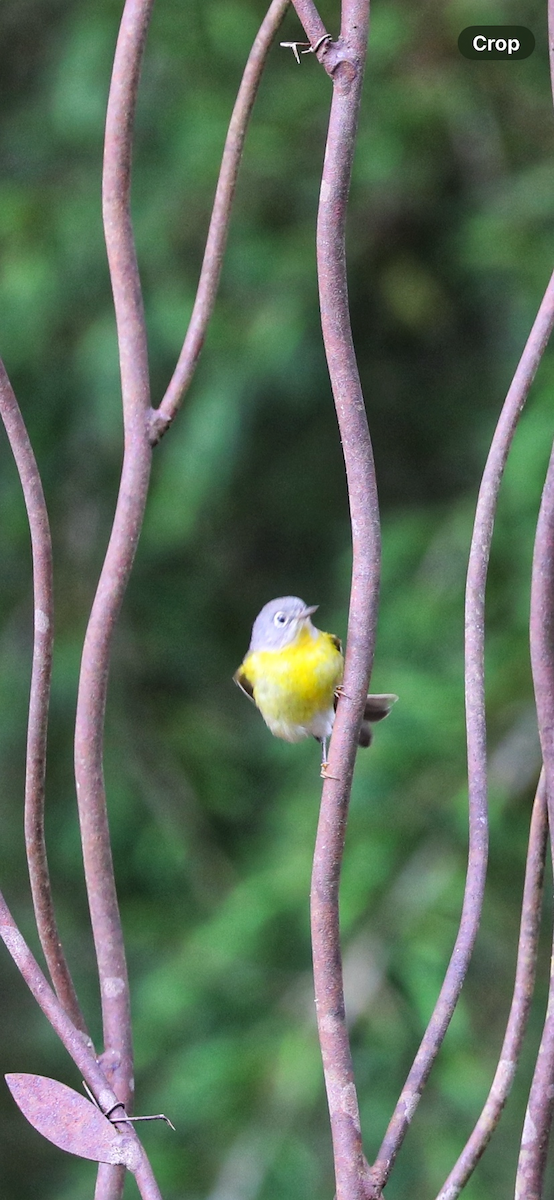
300, 605, 318, 620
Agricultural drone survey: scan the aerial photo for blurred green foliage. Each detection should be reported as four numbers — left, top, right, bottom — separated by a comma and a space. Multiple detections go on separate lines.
1, 0, 554, 1196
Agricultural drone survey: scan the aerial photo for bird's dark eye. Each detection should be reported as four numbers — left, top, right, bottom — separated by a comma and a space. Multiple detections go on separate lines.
274, 611, 287, 626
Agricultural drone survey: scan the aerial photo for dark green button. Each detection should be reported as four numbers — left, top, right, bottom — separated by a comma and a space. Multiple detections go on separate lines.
458, 26, 535, 59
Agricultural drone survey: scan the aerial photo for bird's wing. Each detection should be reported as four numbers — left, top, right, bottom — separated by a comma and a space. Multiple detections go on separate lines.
329, 633, 342, 653
233, 668, 255, 703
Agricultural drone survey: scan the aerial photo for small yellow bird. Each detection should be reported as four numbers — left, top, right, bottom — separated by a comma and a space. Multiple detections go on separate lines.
233, 596, 397, 773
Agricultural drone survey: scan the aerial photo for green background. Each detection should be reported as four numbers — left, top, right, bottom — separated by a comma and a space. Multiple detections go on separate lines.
0, 0, 553, 1196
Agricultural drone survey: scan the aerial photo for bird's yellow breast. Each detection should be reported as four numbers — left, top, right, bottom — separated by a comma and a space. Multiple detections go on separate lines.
240, 627, 343, 741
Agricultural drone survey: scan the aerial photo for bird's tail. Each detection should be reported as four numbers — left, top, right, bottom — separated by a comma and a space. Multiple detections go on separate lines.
332, 691, 398, 747
359, 693, 398, 746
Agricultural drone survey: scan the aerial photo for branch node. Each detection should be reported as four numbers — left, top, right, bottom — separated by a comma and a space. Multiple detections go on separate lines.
147, 407, 171, 446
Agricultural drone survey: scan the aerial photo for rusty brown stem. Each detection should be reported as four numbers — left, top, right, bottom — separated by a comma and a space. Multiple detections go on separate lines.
515, 921, 554, 1200
0, 359, 87, 1034
74, 0, 153, 1149
148, 0, 290, 444
309, 4, 377, 1199
369, 268, 554, 1195
0, 891, 113, 1103
515, 906, 554, 1200
289, 0, 330, 50
515, 10, 554, 1191
436, 771, 547, 1200
0, 891, 162, 1200
521, 420, 554, 1196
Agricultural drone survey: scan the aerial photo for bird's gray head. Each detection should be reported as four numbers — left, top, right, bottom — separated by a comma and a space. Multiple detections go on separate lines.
248, 596, 319, 653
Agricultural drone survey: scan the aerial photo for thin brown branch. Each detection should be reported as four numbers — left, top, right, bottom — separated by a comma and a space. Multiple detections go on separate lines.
148, 0, 290, 444
289, 0, 329, 50
436, 771, 547, 1200
0, 359, 87, 1034
522, 422, 554, 1195
94, 1164, 126, 1200
74, 0, 153, 1142
368, 268, 554, 1196
515, 915, 554, 1200
309, 4, 376, 1200
0, 890, 162, 1200
0, 890, 115, 1102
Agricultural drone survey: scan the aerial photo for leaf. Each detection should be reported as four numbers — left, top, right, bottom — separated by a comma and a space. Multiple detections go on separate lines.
5, 1074, 139, 1168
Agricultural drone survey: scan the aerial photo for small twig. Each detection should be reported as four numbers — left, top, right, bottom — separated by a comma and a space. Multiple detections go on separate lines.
83, 1084, 176, 1132
280, 40, 310, 63
148, 0, 290, 444
0, 359, 87, 1036
107, 1107, 176, 1132
436, 771, 547, 1199
368, 265, 554, 1195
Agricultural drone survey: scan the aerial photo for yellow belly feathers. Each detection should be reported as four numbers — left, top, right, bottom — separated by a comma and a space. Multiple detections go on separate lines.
240, 626, 344, 743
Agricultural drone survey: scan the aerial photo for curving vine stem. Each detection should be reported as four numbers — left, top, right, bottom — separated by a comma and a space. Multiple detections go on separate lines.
289, 0, 554, 1193
515, 1, 554, 1190
437, 771, 547, 1200
149, 0, 290, 442
290, 1, 380, 1197
522, 431, 554, 1196
0, 360, 87, 1035
369, 266, 554, 1196
73, 22, 154, 1200
5, 0, 554, 1197
0, 2, 300, 1196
